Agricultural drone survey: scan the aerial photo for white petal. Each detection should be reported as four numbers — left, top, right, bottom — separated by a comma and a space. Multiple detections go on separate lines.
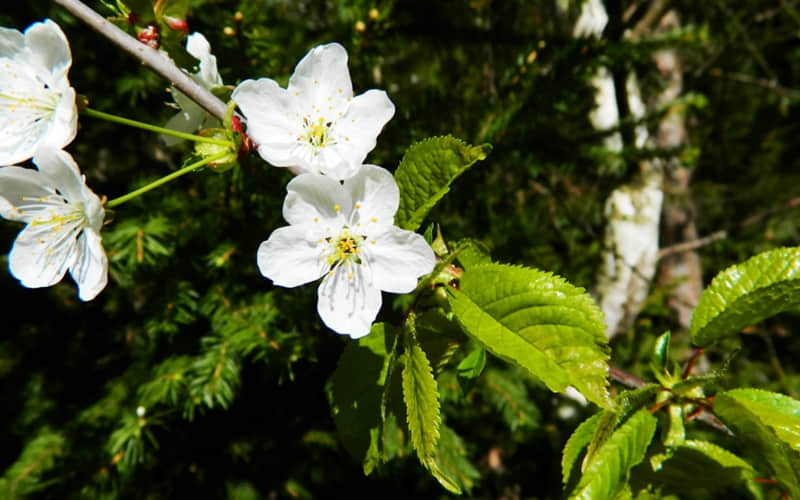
283, 173, 352, 225
0, 26, 24, 57
186, 33, 222, 88
344, 164, 399, 224
317, 263, 381, 338
289, 43, 353, 103
70, 228, 107, 301
362, 225, 436, 294
233, 79, 298, 165
257, 225, 328, 287
0, 166, 54, 222
333, 89, 395, 165
43, 86, 77, 150
24, 20, 72, 82
32, 148, 83, 201
9, 218, 80, 289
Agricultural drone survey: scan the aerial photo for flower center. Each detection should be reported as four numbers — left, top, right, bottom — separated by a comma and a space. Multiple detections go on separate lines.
325, 228, 366, 271
299, 116, 335, 154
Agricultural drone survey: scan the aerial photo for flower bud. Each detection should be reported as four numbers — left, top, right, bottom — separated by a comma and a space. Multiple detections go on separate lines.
194, 129, 238, 172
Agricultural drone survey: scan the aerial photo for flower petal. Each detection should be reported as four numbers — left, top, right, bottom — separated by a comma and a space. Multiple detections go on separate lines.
32, 148, 83, 201
0, 166, 54, 222
283, 173, 352, 225
289, 43, 353, 102
70, 227, 107, 301
233, 78, 299, 166
344, 164, 399, 225
333, 89, 395, 166
257, 225, 328, 287
8, 218, 79, 289
362, 225, 436, 294
186, 33, 222, 88
24, 20, 72, 83
317, 263, 381, 338
0, 26, 24, 57
43, 86, 78, 150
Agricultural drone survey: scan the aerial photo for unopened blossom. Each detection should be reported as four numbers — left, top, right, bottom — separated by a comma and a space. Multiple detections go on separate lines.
163, 32, 224, 145
257, 165, 435, 338
0, 19, 77, 164
0, 148, 107, 301
232, 43, 395, 180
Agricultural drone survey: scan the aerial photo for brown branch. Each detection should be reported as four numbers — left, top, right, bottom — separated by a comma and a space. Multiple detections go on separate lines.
54, 0, 228, 120
657, 230, 727, 259
658, 196, 800, 259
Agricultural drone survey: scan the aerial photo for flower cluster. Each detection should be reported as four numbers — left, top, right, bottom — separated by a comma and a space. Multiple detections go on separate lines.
0, 19, 435, 338
235, 43, 435, 338
0, 20, 107, 301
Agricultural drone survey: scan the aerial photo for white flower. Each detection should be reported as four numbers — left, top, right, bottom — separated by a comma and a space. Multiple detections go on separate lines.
0, 19, 77, 165
257, 165, 435, 338
0, 148, 107, 301
232, 43, 395, 180
163, 33, 224, 145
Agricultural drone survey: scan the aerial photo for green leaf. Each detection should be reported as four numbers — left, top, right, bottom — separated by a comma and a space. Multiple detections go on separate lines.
568, 409, 658, 500
428, 425, 481, 495
721, 388, 800, 452
639, 440, 755, 492
402, 331, 442, 465
563, 412, 603, 486
395, 136, 491, 231
713, 393, 800, 497
652, 331, 671, 373
454, 238, 492, 270
331, 324, 391, 471
449, 263, 610, 406
456, 341, 486, 379
690, 247, 800, 347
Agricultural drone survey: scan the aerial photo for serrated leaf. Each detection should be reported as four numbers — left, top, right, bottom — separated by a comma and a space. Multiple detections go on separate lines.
713, 393, 800, 497
395, 136, 491, 231
563, 412, 603, 486
331, 324, 391, 469
402, 332, 441, 464
690, 247, 800, 347
449, 263, 610, 406
721, 388, 800, 452
569, 409, 657, 500
428, 425, 481, 494
454, 238, 492, 270
639, 440, 755, 491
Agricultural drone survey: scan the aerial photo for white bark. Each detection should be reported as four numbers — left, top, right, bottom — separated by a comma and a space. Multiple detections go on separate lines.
566, 0, 664, 338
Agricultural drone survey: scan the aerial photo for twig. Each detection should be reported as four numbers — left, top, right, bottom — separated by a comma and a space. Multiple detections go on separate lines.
657, 196, 800, 258
657, 230, 727, 259
713, 70, 800, 99
54, 0, 228, 120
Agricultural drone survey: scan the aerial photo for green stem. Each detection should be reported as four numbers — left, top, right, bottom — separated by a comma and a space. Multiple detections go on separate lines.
107, 152, 229, 208
82, 107, 230, 145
